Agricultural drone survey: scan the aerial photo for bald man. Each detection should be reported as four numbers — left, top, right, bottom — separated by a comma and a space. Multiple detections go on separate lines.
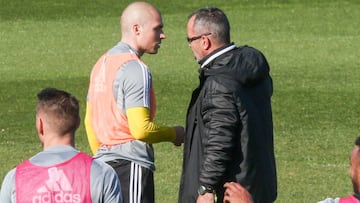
85, 2, 184, 203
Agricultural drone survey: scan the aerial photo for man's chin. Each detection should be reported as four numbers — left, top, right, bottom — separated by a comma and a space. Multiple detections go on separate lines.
148, 51, 158, 55
147, 48, 159, 54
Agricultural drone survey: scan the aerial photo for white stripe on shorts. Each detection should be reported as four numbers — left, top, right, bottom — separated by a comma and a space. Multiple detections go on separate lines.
130, 162, 142, 203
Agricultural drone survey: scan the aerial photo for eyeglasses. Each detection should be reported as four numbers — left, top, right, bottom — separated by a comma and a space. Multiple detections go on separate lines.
186, 32, 212, 43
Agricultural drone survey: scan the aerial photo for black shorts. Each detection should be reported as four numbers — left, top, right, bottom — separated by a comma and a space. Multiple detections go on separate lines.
107, 159, 154, 203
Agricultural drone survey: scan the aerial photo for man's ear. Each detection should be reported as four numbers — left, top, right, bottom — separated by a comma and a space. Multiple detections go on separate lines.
36, 116, 44, 136
133, 24, 141, 35
75, 117, 81, 130
202, 36, 211, 50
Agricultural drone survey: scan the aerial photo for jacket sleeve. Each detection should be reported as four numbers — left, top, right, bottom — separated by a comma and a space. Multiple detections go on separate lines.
199, 79, 239, 188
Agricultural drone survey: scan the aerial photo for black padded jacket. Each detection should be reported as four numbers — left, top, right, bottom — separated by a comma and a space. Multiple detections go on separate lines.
178, 44, 277, 203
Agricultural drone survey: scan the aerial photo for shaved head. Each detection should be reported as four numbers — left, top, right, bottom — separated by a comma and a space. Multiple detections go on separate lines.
121, 2, 159, 36
119, 1, 165, 56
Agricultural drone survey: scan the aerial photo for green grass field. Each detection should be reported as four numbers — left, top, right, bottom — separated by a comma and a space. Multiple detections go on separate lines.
1, 0, 360, 202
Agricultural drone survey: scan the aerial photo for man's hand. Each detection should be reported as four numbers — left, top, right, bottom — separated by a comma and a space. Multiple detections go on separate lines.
173, 126, 184, 146
197, 192, 215, 203
223, 182, 253, 203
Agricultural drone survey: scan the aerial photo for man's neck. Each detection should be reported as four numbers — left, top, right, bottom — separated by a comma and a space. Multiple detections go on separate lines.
43, 133, 74, 149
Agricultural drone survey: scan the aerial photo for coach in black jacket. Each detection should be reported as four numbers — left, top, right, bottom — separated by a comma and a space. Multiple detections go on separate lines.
178, 7, 277, 203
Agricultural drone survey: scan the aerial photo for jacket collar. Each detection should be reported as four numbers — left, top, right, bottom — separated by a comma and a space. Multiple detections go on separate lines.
199, 43, 237, 69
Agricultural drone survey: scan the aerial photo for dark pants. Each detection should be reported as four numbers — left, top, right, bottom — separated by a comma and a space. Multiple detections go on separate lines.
107, 159, 154, 203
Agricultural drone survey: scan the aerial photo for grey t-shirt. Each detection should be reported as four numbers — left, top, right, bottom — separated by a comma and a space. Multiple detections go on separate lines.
317, 197, 340, 203
93, 42, 156, 171
0, 145, 122, 203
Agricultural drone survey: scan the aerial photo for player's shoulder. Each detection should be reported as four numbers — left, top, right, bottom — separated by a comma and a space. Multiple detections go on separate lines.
119, 60, 151, 82
3, 168, 16, 181
317, 197, 340, 203
122, 59, 147, 72
91, 159, 112, 170
91, 159, 117, 175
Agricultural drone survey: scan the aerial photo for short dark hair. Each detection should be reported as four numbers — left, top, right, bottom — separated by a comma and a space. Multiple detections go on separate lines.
355, 136, 360, 147
36, 88, 80, 135
189, 7, 231, 45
